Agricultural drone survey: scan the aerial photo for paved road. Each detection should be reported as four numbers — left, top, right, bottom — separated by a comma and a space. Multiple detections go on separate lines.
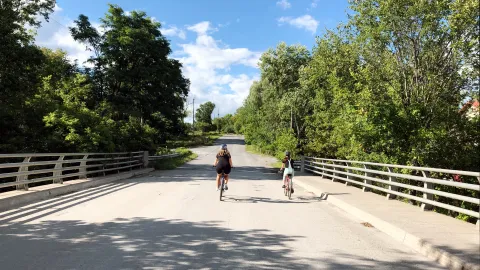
0, 135, 445, 269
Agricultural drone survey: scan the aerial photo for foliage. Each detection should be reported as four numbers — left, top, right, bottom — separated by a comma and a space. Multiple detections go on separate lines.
163, 131, 223, 149
195, 101, 216, 127
235, 0, 479, 222
152, 147, 198, 170
213, 114, 236, 133
0, 3, 191, 154
0, 0, 55, 152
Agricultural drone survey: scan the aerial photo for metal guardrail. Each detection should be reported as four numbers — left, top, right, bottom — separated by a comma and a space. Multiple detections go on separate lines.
302, 157, 480, 222
0, 151, 147, 191
148, 153, 181, 160
0, 151, 183, 193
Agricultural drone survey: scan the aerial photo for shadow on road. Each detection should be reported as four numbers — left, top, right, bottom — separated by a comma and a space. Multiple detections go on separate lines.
222, 195, 322, 204
0, 217, 445, 269
0, 182, 139, 226
0, 217, 310, 269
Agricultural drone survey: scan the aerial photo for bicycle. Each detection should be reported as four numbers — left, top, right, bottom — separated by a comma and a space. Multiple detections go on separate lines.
214, 166, 231, 201
219, 172, 226, 201
278, 169, 293, 200
284, 174, 293, 199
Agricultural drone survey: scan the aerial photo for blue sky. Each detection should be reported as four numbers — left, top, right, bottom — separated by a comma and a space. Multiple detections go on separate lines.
35, 0, 351, 119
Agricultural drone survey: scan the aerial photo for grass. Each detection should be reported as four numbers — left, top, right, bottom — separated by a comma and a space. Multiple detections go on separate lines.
163, 132, 223, 149
245, 145, 268, 156
151, 148, 198, 170
245, 145, 283, 168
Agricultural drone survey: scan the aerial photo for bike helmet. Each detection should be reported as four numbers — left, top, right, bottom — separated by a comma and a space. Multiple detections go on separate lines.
221, 144, 228, 150
285, 151, 290, 156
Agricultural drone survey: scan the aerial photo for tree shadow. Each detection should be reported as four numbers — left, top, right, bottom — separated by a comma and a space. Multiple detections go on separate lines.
0, 217, 311, 269
222, 195, 322, 204
0, 182, 139, 226
0, 217, 447, 269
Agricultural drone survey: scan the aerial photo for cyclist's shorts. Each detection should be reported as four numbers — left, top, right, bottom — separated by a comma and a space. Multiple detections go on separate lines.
216, 165, 231, 175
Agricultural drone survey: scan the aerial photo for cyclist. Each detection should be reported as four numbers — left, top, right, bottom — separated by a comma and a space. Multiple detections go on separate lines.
279, 151, 294, 193
213, 144, 233, 191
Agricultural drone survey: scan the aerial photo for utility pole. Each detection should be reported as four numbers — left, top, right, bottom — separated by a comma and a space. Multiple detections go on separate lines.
290, 107, 293, 130
217, 108, 219, 119
192, 98, 195, 130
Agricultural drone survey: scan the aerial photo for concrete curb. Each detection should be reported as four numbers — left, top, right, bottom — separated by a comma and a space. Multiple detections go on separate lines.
0, 168, 153, 213
295, 178, 480, 270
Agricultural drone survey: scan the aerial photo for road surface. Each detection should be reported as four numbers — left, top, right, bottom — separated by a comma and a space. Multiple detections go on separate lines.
0, 135, 444, 269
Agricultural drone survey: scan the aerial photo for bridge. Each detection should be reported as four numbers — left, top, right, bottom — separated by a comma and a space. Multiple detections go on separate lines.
0, 135, 478, 270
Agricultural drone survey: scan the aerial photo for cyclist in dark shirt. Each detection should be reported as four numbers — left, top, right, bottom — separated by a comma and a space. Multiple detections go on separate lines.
213, 144, 233, 191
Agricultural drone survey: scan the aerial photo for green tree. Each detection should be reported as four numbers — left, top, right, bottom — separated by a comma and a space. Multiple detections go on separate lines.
236, 43, 310, 157
195, 101, 216, 125
0, 0, 55, 152
347, 0, 479, 168
70, 4, 190, 146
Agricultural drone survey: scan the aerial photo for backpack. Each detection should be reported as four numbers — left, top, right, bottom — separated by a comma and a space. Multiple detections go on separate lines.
284, 159, 294, 175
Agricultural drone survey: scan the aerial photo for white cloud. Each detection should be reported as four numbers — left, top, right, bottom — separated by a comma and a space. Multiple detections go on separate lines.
311, 0, 319, 8
177, 21, 260, 119
187, 21, 217, 35
34, 5, 95, 66
35, 9, 259, 118
53, 4, 62, 12
278, 15, 319, 34
276, 0, 291, 9
162, 25, 186, 39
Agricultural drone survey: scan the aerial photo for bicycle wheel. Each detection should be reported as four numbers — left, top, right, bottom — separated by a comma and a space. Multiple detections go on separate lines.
287, 177, 292, 200
219, 175, 224, 201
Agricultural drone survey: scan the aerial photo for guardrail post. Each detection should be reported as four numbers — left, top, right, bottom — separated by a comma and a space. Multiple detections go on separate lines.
16, 157, 31, 190
321, 161, 325, 178
53, 156, 65, 184
129, 152, 133, 171
78, 154, 88, 179
345, 162, 351, 186
332, 161, 337, 182
477, 177, 480, 230
143, 151, 149, 168
421, 171, 434, 211
300, 156, 305, 173
386, 167, 398, 200
362, 164, 371, 192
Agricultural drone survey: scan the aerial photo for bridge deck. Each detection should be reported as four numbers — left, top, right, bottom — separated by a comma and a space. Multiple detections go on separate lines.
0, 135, 464, 269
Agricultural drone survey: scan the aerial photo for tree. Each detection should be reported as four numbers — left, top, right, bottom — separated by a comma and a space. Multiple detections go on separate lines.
0, 0, 55, 152
195, 101, 216, 125
70, 4, 190, 146
235, 42, 311, 157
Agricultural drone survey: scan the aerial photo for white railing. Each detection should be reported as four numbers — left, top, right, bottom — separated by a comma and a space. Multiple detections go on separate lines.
0, 151, 182, 192
302, 157, 480, 223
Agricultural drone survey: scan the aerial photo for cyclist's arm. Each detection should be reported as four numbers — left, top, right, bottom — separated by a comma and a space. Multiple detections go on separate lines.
214, 157, 218, 167
229, 156, 233, 167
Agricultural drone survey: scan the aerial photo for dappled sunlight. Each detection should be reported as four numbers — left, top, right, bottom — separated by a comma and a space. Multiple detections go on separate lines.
0, 217, 446, 269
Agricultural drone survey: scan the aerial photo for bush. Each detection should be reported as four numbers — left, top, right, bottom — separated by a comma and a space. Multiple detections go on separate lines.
152, 147, 198, 170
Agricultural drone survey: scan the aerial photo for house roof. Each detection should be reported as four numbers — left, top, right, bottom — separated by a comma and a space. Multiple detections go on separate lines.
459, 99, 479, 114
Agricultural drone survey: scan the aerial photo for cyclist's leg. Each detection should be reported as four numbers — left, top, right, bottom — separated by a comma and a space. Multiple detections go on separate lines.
215, 167, 223, 189
223, 166, 231, 189
282, 170, 288, 187
289, 174, 294, 193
